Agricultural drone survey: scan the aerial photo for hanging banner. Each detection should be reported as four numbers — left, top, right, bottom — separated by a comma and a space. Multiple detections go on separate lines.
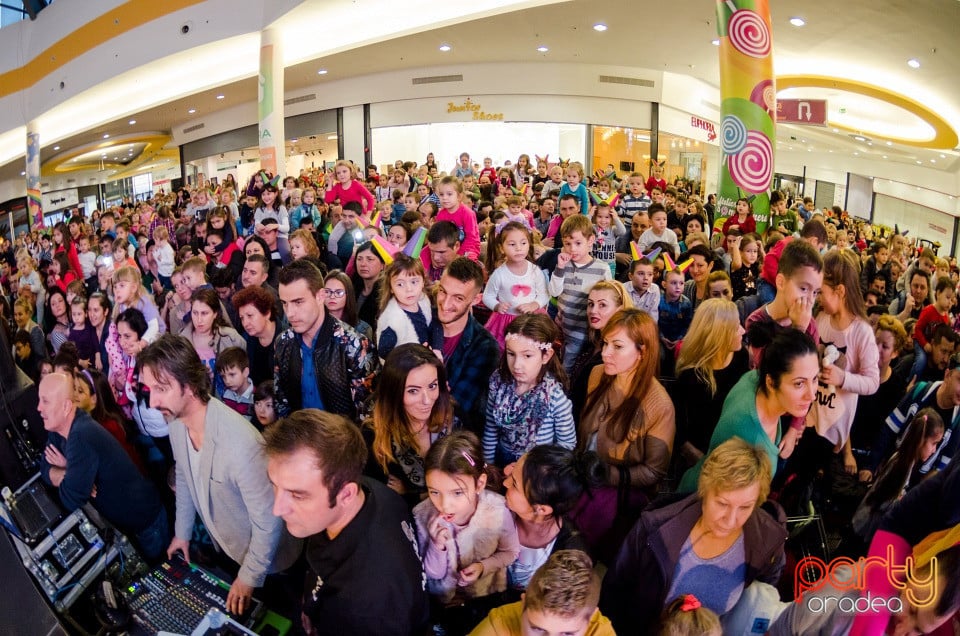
26, 128, 42, 228
714, 0, 776, 234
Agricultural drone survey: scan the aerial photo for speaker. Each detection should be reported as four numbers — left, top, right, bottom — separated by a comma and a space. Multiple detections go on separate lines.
0, 531, 67, 635
0, 328, 44, 490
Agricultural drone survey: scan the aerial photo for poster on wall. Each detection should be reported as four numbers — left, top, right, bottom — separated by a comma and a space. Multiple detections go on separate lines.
714, 0, 776, 234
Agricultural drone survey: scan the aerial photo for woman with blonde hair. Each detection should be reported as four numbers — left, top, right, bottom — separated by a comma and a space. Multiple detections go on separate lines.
672, 298, 748, 466
601, 437, 785, 634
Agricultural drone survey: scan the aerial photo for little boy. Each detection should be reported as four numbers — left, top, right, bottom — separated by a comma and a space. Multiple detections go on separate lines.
216, 347, 255, 421
666, 194, 690, 231
591, 202, 625, 278
77, 236, 97, 291
549, 215, 613, 370
658, 268, 692, 351
469, 550, 614, 636
636, 204, 680, 255
617, 172, 652, 222
13, 329, 42, 381
628, 258, 659, 323
540, 165, 564, 201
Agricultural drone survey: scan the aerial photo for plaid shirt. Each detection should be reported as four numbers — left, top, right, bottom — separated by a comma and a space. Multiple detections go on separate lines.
430, 312, 499, 435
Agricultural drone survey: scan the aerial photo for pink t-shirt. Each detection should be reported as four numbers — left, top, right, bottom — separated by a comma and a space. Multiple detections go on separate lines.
434, 204, 481, 261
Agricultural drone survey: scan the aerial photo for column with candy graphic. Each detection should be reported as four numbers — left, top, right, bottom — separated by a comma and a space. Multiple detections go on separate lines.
714, 0, 776, 235
258, 28, 285, 178
26, 124, 42, 228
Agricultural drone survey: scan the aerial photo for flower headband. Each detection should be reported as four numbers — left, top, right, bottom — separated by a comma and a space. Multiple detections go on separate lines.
505, 333, 552, 351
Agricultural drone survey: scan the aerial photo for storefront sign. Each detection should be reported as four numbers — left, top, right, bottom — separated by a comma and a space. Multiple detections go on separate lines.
446, 98, 504, 121
690, 116, 717, 141
41, 188, 79, 211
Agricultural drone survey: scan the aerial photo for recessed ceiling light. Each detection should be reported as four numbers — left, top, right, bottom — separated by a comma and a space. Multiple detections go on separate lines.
129, 120, 136, 125
867, 142, 873, 146
886, 141, 893, 146
931, 159, 936, 163
940, 153, 946, 158
711, 39, 720, 46
789, 17, 805, 27
53, 145, 60, 150
20, 171, 25, 176
291, 138, 298, 143
317, 69, 328, 75
916, 160, 922, 164
438, 44, 451, 52
907, 58, 920, 68
854, 135, 865, 142
103, 134, 109, 139
883, 155, 888, 159
327, 134, 338, 140
216, 94, 225, 100
593, 23, 607, 32
537, 46, 549, 53
853, 152, 859, 156
832, 128, 839, 133
188, 108, 196, 114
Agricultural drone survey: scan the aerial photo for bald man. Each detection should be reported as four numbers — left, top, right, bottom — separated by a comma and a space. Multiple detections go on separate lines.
38, 373, 168, 560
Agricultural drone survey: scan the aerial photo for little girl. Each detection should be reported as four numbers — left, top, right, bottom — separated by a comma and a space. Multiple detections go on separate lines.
253, 380, 277, 431
67, 297, 99, 369
290, 187, 322, 229
729, 232, 760, 300
434, 176, 481, 261
591, 202, 626, 278
413, 431, 520, 606
483, 314, 575, 467
376, 255, 432, 361
106, 266, 164, 390
559, 162, 590, 216
482, 222, 549, 347
17, 256, 45, 325
774, 250, 880, 514
254, 183, 290, 258
324, 160, 376, 214
657, 595, 721, 636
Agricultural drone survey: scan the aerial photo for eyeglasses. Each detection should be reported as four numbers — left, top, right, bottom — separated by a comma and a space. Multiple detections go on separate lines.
323, 288, 346, 298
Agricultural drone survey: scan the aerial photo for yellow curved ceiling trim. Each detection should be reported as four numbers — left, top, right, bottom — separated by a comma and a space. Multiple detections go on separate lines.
44, 132, 171, 176
0, 0, 205, 100
777, 75, 959, 150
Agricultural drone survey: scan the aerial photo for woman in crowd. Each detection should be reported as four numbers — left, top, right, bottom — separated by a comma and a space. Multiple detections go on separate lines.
13, 296, 46, 358
233, 285, 280, 386
677, 323, 819, 492
600, 437, 786, 634
568, 281, 632, 424
363, 344, 455, 508
672, 298, 748, 468
73, 368, 142, 469
350, 240, 385, 332
45, 287, 71, 354
323, 269, 373, 341
180, 288, 245, 392
87, 292, 112, 376
501, 444, 601, 596
162, 269, 193, 336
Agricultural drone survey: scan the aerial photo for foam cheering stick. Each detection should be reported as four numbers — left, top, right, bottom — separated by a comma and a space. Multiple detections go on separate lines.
370, 235, 399, 265
630, 241, 641, 261
402, 226, 428, 257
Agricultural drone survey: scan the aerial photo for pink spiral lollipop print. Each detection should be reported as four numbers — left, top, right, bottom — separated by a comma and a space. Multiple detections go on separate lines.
727, 9, 771, 58
728, 131, 773, 194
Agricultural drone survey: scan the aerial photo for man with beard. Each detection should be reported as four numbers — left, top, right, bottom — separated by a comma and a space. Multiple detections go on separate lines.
139, 335, 300, 616
429, 257, 499, 434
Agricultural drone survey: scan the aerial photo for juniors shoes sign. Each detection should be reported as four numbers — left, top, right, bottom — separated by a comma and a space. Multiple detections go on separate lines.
446, 98, 504, 121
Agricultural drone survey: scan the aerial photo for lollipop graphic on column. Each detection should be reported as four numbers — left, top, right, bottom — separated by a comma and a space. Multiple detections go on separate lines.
724, 0, 771, 59
721, 115, 748, 156
728, 131, 773, 194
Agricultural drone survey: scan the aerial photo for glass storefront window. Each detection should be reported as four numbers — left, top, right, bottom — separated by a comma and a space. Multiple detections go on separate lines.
659, 133, 719, 198
592, 126, 651, 179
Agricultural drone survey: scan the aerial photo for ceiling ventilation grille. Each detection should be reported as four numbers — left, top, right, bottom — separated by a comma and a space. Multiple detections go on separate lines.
41, 182, 49, 188
412, 74, 463, 85
285, 94, 316, 106
66, 179, 76, 183
599, 75, 655, 88
183, 123, 205, 134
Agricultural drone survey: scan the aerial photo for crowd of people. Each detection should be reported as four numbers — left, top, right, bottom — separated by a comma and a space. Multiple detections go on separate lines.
4, 149, 960, 635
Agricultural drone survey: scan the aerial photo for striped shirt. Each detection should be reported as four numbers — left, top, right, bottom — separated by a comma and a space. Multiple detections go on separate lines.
549, 257, 613, 370
618, 194, 652, 221
483, 372, 576, 463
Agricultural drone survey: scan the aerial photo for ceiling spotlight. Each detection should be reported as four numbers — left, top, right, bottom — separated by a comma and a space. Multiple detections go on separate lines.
711, 39, 720, 46
931, 159, 936, 163
853, 136, 866, 142
536, 46, 549, 53
853, 152, 859, 156
886, 141, 893, 146
882, 155, 888, 159
317, 69, 328, 75
593, 23, 607, 32
789, 17, 805, 27
439, 44, 451, 52
103, 134, 110, 139
129, 119, 136, 125
907, 58, 920, 69
20, 171, 25, 176
188, 108, 196, 114
940, 153, 947, 158
327, 134, 338, 140
216, 94, 225, 100
53, 145, 60, 150
916, 160, 922, 164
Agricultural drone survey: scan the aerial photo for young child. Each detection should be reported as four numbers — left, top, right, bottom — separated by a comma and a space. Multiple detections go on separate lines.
559, 162, 590, 217
637, 204, 680, 255
413, 431, 520, 607
254, 183, 290, 260
375, 174, 392, 203
540, 165, 564, 201
67, 297, 99, 369
729, 232, 761, 300
290, 187, 322, 230
216, 346, 254, 420
657, 595, 721, 636
775, 250, 879, 515
434, 176, 481, 261
591, 202, 626, 278
253, 380, 277, 431
548, 215, 613, 370
153, 225, 176, 290
469, 550, 614, 636
618, 171, 652, 222
658, 268, 692, 351
483, 315, 575, 467
77, 235, 97, 291
483, 222, 549, 348
914, 277, 955, 350
628, 257, 660, 323
325, 160, 376, 214
376, 255, 432, 361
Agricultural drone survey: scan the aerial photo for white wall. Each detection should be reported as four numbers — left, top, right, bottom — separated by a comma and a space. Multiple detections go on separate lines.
873, 194, 954, 251
341, 105, 365, 167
